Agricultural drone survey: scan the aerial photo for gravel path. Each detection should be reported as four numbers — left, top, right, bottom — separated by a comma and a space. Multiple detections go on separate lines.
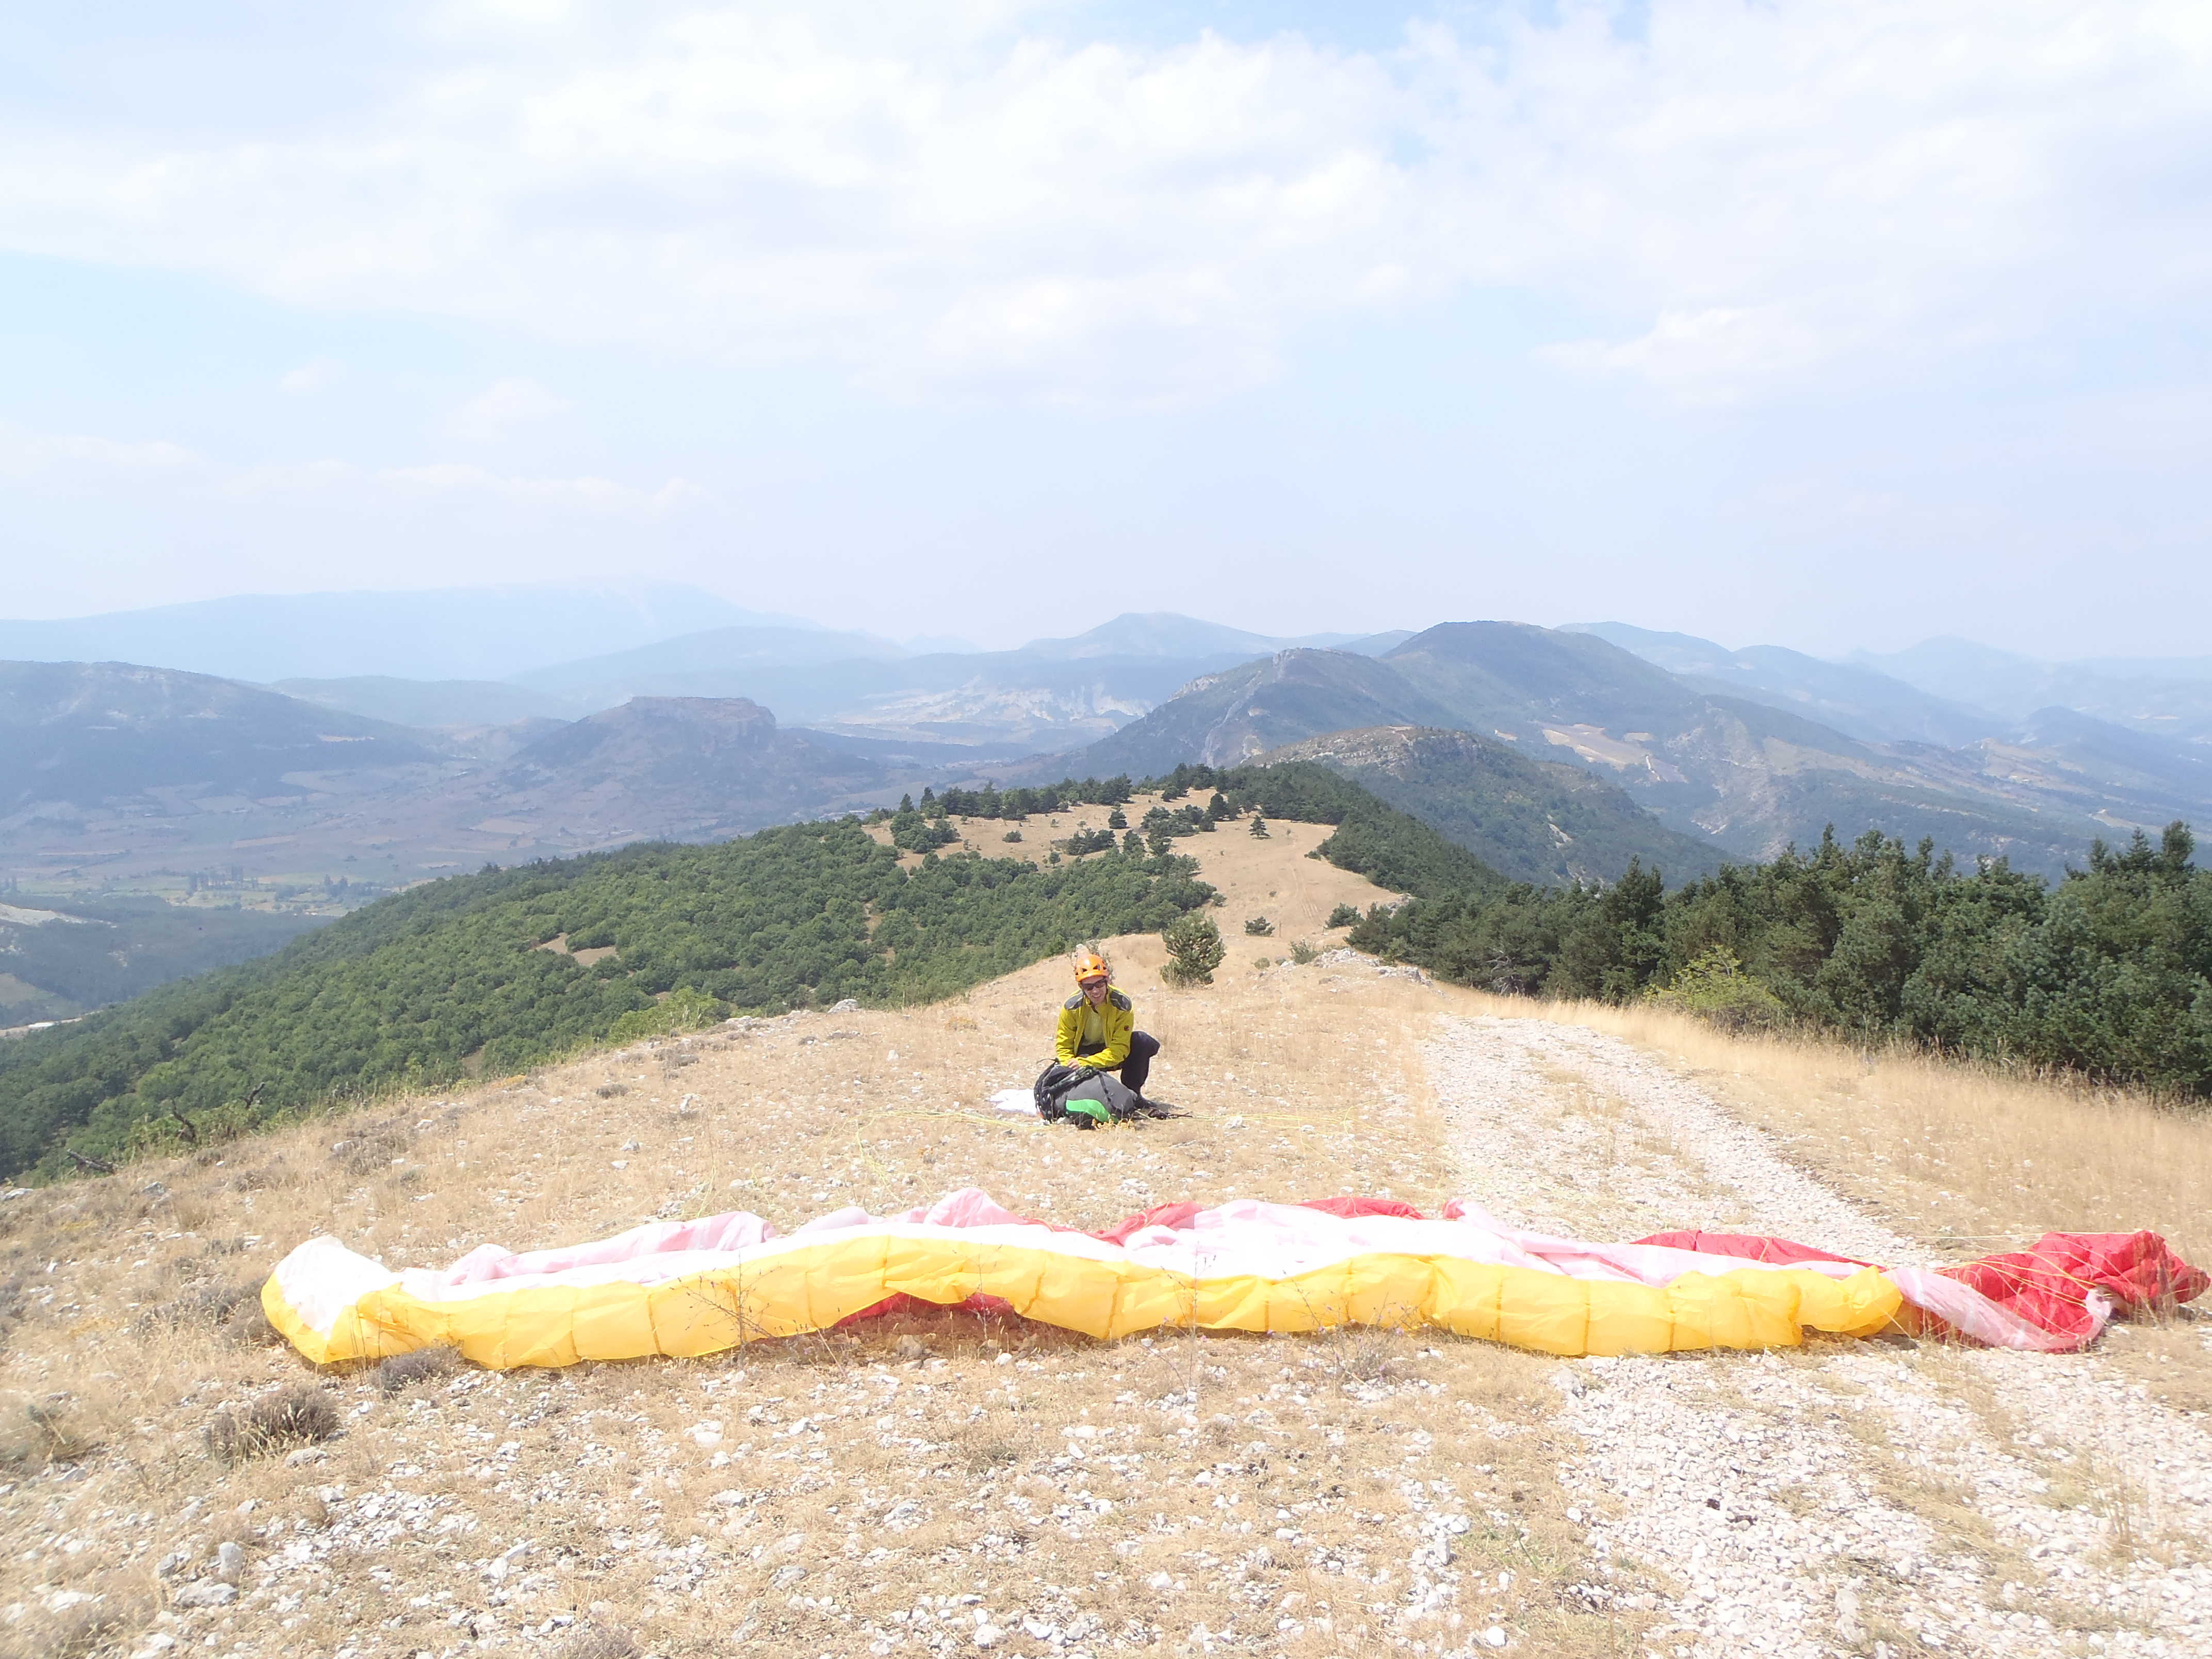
1426, 1015, 2212, 1658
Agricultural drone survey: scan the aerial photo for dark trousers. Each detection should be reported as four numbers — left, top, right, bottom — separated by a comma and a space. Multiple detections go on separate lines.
1077, 1030, 1158, 1096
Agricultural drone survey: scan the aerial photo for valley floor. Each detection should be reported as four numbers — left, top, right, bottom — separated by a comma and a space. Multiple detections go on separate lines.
2, 829, 2208, 1659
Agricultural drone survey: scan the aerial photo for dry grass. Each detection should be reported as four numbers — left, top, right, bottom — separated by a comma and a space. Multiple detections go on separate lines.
0, 826, 1657, 1656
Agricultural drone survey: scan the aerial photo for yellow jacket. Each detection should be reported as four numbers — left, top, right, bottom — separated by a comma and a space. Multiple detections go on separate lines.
1055, 986, 1134, 1069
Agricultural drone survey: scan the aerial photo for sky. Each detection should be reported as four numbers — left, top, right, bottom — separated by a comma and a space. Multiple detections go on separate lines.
2, 1, 2208, 658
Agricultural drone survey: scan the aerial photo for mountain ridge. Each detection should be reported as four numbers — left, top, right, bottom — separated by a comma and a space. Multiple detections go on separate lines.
1256, 725, 1725, 887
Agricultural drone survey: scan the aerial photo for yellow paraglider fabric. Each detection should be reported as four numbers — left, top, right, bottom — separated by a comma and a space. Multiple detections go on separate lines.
263, 1212, 1904, 1371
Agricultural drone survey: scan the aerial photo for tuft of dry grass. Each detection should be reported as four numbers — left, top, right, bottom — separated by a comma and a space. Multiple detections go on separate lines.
373, 1345, 461, 1396
206, 1382, 341, 1461
0, 1394, 100, 1471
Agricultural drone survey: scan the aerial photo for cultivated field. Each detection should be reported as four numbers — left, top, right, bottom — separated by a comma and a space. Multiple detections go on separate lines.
3, 825, 2207, 1659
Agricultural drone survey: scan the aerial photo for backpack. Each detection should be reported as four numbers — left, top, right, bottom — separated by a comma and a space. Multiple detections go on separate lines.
1033, 1061, 1141, 1129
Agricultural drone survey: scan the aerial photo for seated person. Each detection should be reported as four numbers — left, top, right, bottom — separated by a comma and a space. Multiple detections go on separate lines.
1054, 950, 1159, 1099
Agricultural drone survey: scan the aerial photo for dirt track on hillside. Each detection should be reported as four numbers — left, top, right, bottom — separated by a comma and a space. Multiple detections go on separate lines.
1430, 1014, 2212, 1658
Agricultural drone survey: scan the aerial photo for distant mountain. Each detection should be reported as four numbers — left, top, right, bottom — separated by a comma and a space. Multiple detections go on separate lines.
1898, 705, 2212, 830
512, 624, 909, 708
0, 660, 442, 814
1258, 726, 1724, 887
505, 613, 1411, 750
1341, 630, 1418, 657
1848, 638, 2062, 719
2073, 654, 2212, 683
0, 668, 944, 899
1382, 622, 1707, 740
1018, 612, 1369, 661
1856, 638, 2212, 741
421, 698, 893, 851
1035, 650, 1462, 779
1570, 622, 2005, 746
0, 584, 793, 682
1033, 623, 2170, 879
274, 676, 576, 730
518, 615, 1299, 751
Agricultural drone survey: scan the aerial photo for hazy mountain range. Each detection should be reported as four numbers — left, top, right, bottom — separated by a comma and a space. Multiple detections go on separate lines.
1022, 623, 2212, 878
7, 588, 2211, 939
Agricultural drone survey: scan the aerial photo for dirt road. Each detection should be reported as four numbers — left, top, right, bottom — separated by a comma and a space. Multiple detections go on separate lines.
1429, 1014, 2212, 1658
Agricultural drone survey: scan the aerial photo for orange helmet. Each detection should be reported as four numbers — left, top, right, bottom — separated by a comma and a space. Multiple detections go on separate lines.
1072, 950, 1110, 985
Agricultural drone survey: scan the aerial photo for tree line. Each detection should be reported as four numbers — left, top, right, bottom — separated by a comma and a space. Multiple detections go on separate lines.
1346, 821, 2212, 1100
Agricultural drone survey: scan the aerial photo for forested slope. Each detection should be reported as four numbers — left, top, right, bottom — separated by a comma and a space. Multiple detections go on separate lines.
0, 821, 1217, 1179
1351, 821, 2212, 1099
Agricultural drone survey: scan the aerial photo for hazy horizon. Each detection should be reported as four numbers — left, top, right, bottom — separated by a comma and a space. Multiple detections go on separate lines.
0, 582, 2197, 676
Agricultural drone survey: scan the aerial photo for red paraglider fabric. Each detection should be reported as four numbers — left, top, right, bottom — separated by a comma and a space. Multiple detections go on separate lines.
1935, 1230, 2210, 1346
1629, 1230, 1874, 1268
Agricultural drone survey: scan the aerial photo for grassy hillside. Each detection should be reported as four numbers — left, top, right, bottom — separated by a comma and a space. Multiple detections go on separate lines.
0, 820, 1218, 1179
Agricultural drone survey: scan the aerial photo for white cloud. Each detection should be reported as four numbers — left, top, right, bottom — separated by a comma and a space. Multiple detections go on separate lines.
0, 419, 698, 518
279, 356, 347, 394
445, 376, 576, 438
0, 2, 2206, 403
0, 427, 198, 480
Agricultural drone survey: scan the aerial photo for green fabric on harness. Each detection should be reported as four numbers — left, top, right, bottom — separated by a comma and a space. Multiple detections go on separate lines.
1064, 1098, 1110, 1125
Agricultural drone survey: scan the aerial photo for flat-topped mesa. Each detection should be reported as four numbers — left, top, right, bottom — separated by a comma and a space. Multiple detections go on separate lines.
518, 694, 779, 766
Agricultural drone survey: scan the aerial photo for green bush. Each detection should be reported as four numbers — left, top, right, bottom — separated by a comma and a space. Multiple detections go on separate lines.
1161, 913, 1226, 988
1243, 916, 1275, 936
1326, 903, 1362, 929
607, 986, 730, 1045
1644, 947, 1785, 1033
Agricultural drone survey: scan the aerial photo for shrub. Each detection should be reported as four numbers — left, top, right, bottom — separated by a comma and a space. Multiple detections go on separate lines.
207, 1384, 340, 1461
375, 1347, 461, 1397
1001, 829, 1022, 843
1326, 903, 1362, 929
1108, 808, 1128, 829
1289, 938, 1319, 965
0, 1397, 98, 1471
1248, 815, 1271, 838
608, 986, 729, 1045
1644, 947, 1786, 1033
136, 1278, 270, 1345
1161, 913, 1226, 987
1243, 916, 1275, 936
